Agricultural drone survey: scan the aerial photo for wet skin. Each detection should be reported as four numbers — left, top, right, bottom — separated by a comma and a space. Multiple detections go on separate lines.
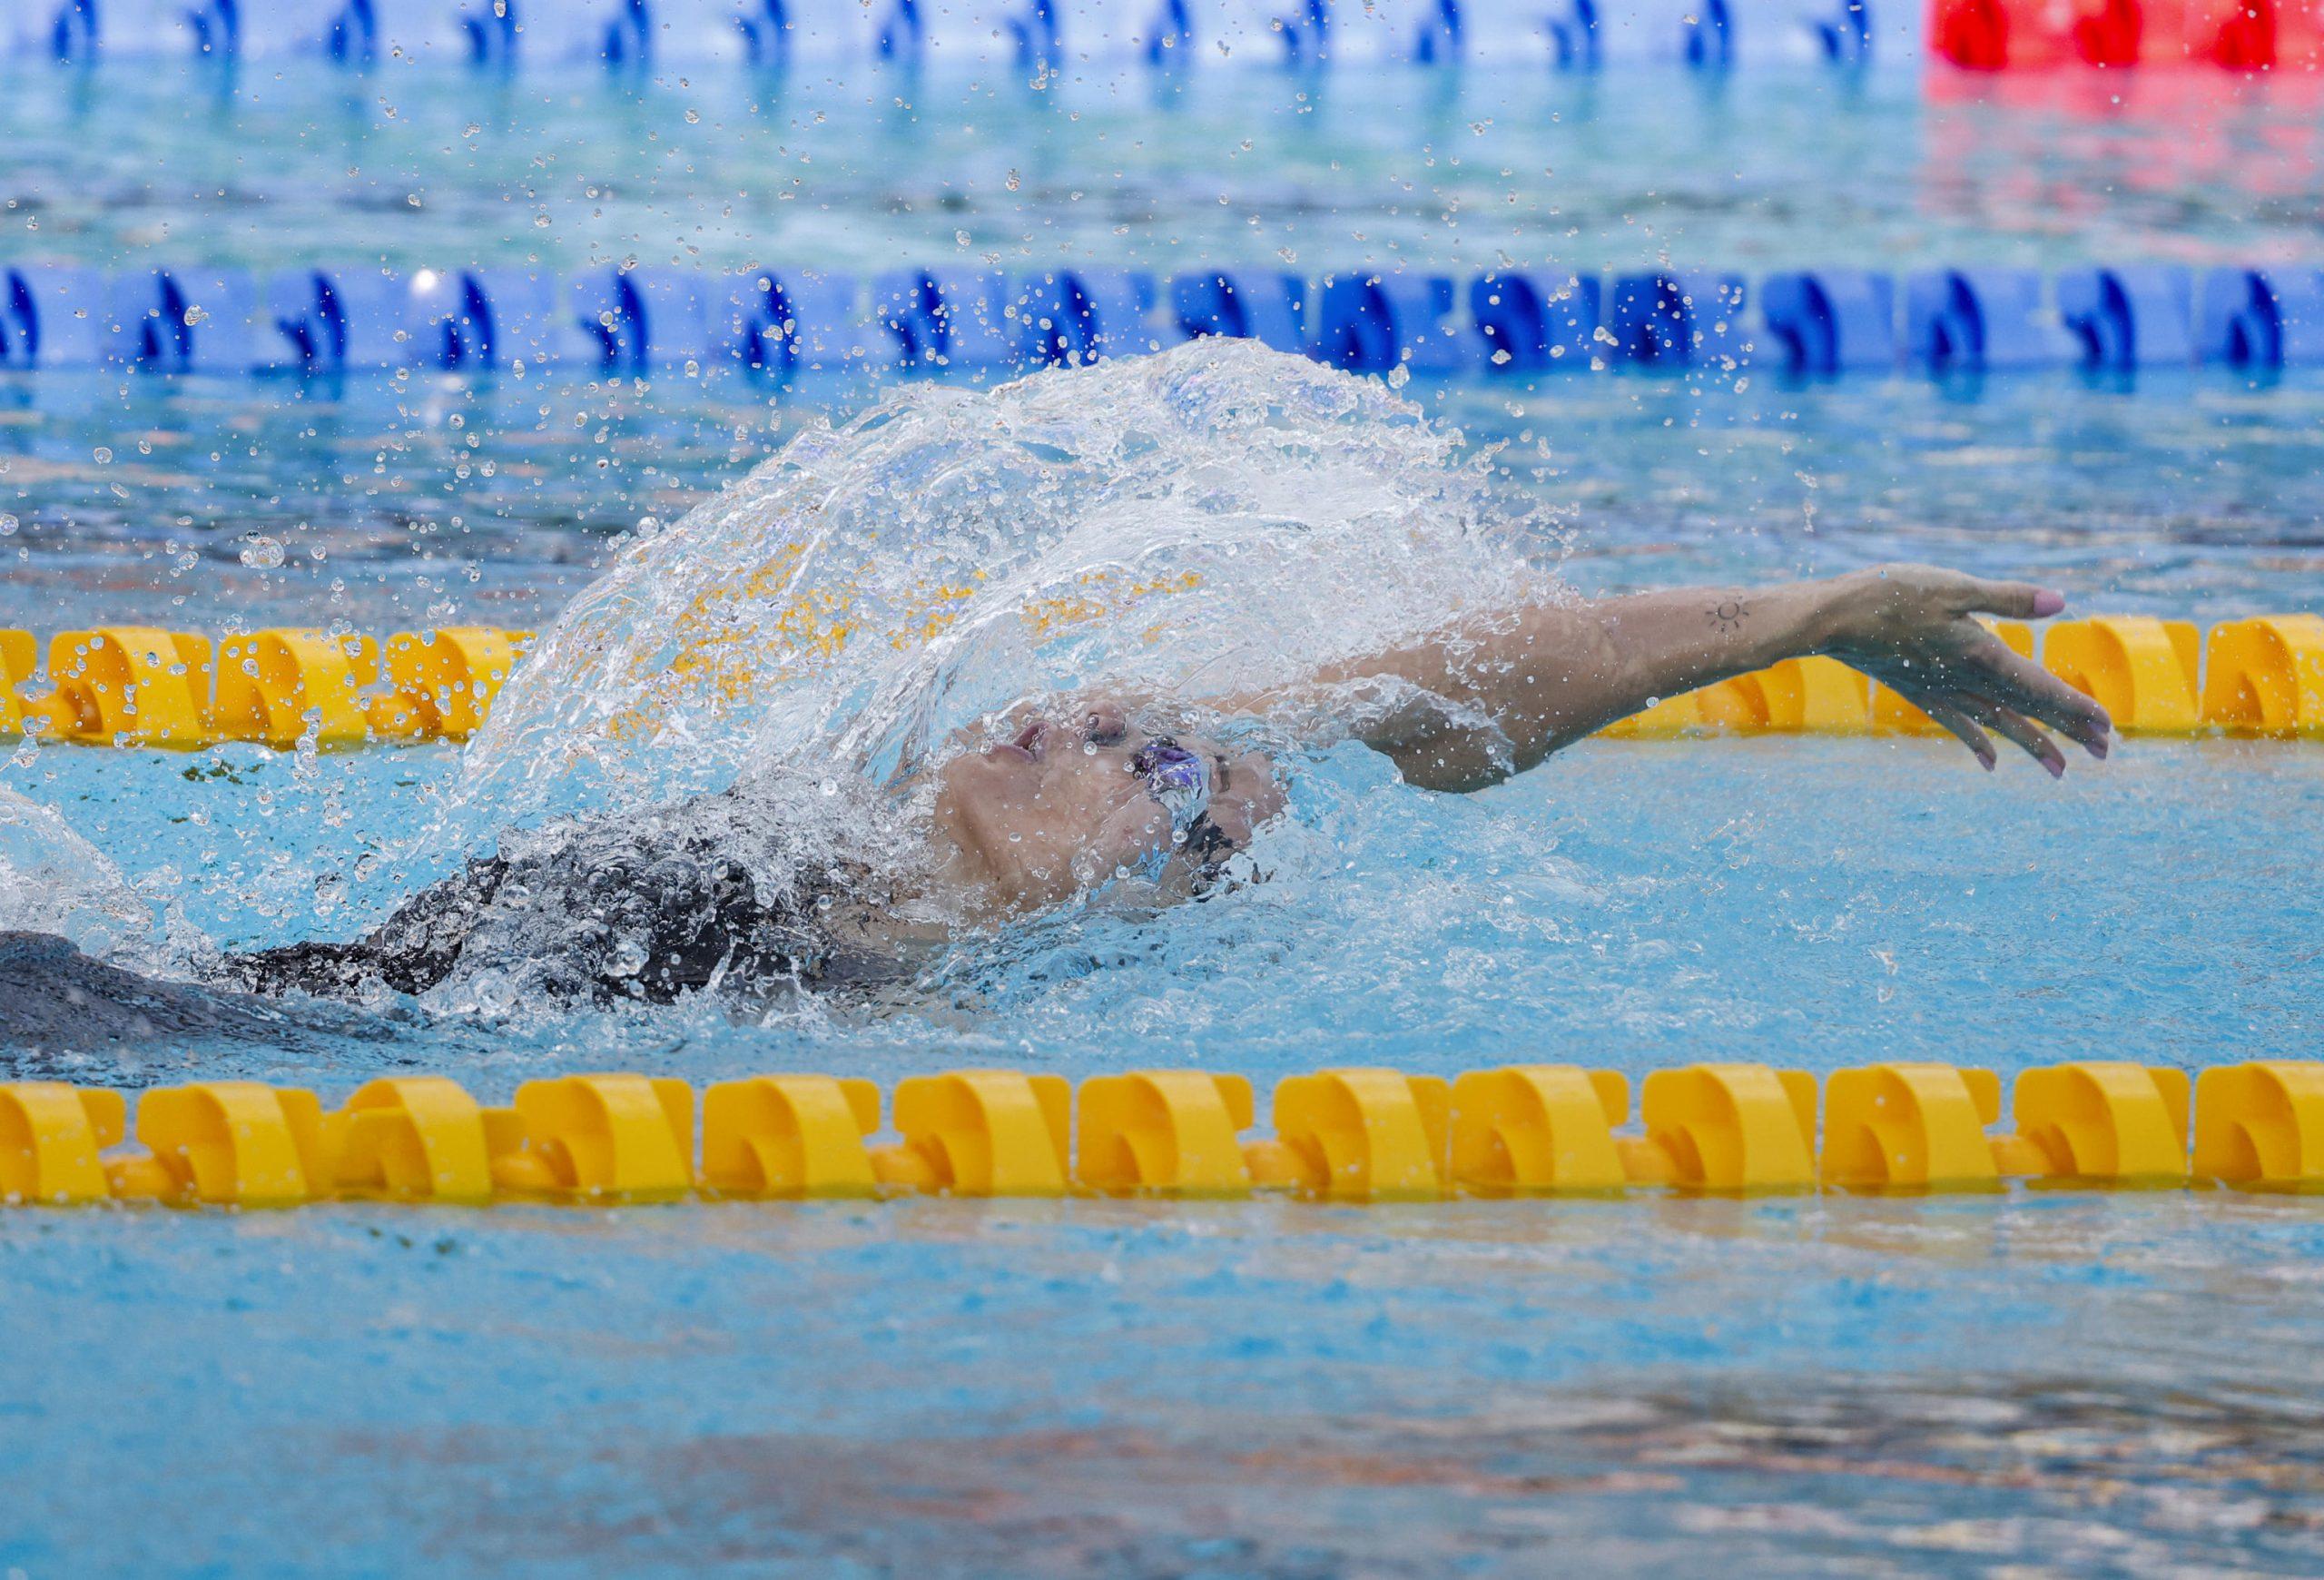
930, 697, 1285, 913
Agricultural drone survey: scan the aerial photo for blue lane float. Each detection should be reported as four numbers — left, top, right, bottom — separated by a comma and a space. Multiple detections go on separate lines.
1606, 272, 1749, 367
1682, 0, 1738, 67
1904, 268, 2071, 372
872, 268, 1021, 370
266, 268, 415, 372
406, 268, 564, 370
0, 265, 110, 368
1470, 272, 1599, 372
566, 266, 700, 374
0, 259, 2319, 382
1760, 269, 1895, 374
1019, 268, 1164, 365
1314, 273, 1469, 375
1170, 271, 1311, 354
2056, 265, 2195, 371
113, 267, 263, 374
1542, 0, 1603, 68
2197, 268, 2324, 370
724, 269, 866, 374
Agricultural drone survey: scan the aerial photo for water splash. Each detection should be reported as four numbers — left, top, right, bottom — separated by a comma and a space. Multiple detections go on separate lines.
443, 341, 1560, 858
5, 345, 1572, 1022
0, 785, 155, 960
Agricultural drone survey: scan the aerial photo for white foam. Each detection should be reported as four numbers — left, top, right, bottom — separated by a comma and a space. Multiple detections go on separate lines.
0, 786, 157, 960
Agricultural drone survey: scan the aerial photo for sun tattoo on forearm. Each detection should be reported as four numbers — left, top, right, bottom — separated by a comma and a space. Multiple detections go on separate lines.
1707, 595, 1750, 635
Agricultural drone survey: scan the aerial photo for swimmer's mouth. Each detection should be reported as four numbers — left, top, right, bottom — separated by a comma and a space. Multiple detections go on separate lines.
988, 719, 1049, 765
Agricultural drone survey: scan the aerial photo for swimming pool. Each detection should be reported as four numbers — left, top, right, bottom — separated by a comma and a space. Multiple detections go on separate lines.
9, 724, 2324, 1573
7, 336, 2324, 1572
8, 46, 2324, 1577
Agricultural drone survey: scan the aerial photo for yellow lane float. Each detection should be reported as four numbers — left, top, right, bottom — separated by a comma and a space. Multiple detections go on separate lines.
9, 614, 2324, 747
12, 1058, 2322, 1210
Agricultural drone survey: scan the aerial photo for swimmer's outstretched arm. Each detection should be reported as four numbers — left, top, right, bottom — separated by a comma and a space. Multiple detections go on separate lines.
1306, 564, 2114, 793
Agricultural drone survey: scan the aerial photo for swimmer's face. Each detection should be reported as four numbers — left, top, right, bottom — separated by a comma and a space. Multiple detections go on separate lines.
931, 696, 1283, 912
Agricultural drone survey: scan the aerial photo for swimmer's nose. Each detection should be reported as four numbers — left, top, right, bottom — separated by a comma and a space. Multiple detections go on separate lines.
1012, 719, 1050, 760
1081, 702, 1128, 747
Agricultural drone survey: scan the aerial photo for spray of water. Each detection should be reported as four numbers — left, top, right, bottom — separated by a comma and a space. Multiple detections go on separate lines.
0, 786, 155, 958
445, 341, 1560, 856
10, 343, 1572, 1016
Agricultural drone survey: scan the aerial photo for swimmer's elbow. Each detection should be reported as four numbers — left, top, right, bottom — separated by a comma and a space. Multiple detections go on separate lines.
1374, 735, 1521, 794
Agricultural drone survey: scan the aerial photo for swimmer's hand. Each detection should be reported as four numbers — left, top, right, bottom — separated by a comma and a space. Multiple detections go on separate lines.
1817, 564, 2112, 776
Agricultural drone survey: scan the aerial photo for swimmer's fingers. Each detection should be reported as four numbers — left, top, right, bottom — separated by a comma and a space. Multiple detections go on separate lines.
1956, 696, 2067, 779
1954, 577, 2067, 623
1911, 695, 1998, 772
1956, 639, 2112, 757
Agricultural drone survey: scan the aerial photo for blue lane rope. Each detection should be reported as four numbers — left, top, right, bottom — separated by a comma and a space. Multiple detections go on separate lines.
0, 262, 2314, 380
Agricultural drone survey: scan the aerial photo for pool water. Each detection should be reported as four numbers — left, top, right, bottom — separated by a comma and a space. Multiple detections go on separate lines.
4, 62, 2322, 272
8, 645, 2324, 1571
9, 731, 2324, 1085
9, 364, 2324, 634
13, 1192, 2324, 1575
6, 54, 2324, 1578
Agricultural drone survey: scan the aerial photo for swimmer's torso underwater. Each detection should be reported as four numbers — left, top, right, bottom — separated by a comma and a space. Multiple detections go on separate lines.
0, 344, 2111, 1034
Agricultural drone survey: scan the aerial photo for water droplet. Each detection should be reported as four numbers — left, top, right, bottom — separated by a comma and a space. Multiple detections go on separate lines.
239, 535, 286, 569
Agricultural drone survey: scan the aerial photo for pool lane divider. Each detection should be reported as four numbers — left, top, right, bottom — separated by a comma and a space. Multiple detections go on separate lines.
1607, 613, 2324, 740
7, 614, 2321, 750
2, 626, 528, 748
5, 262, 2323, 381
0, 0, 1920, 77
5, 1061, 2323, 1209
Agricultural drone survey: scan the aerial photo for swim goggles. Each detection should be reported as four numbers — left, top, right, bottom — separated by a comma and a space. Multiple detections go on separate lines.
1129, 736, 1212, 841
1128, 735, 1240, 881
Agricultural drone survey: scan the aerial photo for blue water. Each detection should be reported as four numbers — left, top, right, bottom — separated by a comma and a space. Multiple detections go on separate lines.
12, 1193, 2324, 1575
10, 732, 2324, 1088
8, 57, 2324, 1577
8, 366, 2324, 635
1, 63, 2319, 274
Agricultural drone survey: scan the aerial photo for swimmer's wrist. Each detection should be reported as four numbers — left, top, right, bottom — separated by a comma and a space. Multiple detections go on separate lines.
1789, 573, 1872, 661
1738, 578, 1855, 669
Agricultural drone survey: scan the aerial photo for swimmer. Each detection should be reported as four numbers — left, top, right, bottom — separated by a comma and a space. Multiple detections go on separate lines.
208, 562, 2109, 1012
